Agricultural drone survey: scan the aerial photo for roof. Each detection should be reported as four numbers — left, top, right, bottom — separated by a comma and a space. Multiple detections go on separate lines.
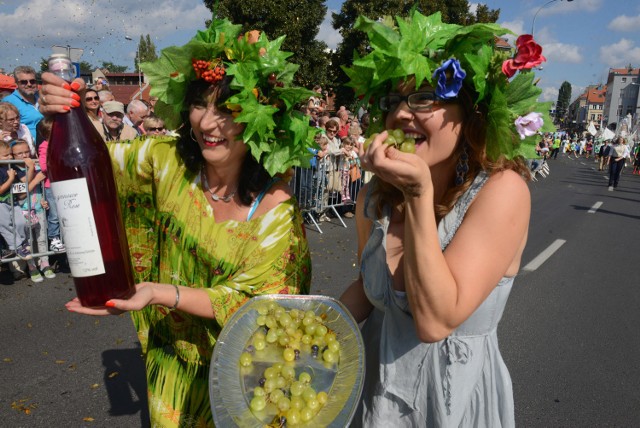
586, 86, 606, 103
109, 84, 152, 105
494, 36, 511, 50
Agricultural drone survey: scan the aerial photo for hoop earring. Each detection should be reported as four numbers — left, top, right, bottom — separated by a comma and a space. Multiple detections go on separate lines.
190, 128, 198, 142
455, 144, 469, 186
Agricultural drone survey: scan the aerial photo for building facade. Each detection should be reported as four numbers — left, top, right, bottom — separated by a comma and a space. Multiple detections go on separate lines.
602, 66, 639, 129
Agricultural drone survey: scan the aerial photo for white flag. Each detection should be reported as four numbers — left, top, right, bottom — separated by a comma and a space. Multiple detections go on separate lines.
602, 128, 616, 141
587, 122, 597, 136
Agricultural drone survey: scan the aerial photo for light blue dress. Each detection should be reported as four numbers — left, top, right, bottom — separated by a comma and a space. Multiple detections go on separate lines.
353, 173, 515, 427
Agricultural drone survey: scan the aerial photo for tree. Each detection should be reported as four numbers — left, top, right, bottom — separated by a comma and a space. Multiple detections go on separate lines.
555, 81, 572, 125
100, 61, 129, 73
136, 34, 158, 72
204, 0, 331, 89
79, 61, 94, 74
331, 0, 500, 109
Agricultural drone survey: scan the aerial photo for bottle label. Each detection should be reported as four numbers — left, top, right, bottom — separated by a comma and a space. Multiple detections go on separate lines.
51, 178, 105, 277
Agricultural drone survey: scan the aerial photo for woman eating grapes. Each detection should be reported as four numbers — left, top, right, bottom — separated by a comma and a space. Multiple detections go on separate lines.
38, 18, 316, 427
339, 11, 552, 427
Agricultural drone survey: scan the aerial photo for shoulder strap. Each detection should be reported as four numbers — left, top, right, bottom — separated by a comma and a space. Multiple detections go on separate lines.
246, 177, 282, 221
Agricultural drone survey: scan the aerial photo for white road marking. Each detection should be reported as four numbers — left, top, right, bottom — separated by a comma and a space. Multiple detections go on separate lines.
588, 201, 603, 214
522, 239, 567, 272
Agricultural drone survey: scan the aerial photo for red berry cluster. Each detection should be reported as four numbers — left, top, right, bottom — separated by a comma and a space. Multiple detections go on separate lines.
191, 59, 226, 83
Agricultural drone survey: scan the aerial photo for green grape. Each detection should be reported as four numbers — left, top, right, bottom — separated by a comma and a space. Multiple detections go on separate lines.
253, 337, 266, 351
304, 323, 317, 335
275, 376, 287, 389
250, 396, 267, 412
278, 335, 291, 347
281, 365, 296, 381
290, 381, 304, 397
301, 334, 312, 345
287, 408, 301, 425
277, 396, 291, 412
302, 386, 317, 402
323, 349, 339, 363
300, 407, 314, 422
263, 378, 277, 393
283, 348, 296, 362
298, 372, 312, 384
264, 367, 278, 379
304, 310, 315, 319
324, 332, 337, 343
316, 391, 328, 406
265, 316, 277, 329
383, 135, 397, 146
314, 324, 328, 337
302, 315, 314, 327
278, 313, 293, 327
239, 352, 253, 367
269, 389, 285, 403
391, 129, 405, 141
256, 315, 267, 326
273, 362, 284, 372
266, 329, 278, 343
266, 301, 278, 312
290, 396, 305, 410
363, 133, 379, 150
306, 398, 320, 411
399, 138, 416, 154
253, 386, 266, 397
327, 340, 340, 353
290, 309, 301, 319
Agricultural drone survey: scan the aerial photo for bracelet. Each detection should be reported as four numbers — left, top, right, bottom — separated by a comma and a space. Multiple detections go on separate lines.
169, 284, 180, 310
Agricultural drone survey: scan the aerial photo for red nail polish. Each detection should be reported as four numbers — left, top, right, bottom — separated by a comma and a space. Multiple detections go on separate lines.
62, 106, 71, 111
105, 301, 115, 308
62, 83, 71, 91
71, 93, 80, 102
70, 82, 81, 91
70, 99, 80, 108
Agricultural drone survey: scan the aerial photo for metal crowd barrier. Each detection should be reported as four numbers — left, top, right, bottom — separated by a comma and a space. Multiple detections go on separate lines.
0, 159, 65, 264
290, 153, 366, 234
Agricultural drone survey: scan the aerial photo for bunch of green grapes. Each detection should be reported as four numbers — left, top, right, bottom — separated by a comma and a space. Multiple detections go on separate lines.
239, 302, 340, 426
363, 129, 416, 153
249, 366, 330, 426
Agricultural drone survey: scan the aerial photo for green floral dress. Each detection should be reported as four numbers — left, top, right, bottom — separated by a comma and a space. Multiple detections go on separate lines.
108, 136, 312, 427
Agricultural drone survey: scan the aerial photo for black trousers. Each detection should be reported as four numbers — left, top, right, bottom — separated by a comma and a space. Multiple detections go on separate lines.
608, 159, 625, 187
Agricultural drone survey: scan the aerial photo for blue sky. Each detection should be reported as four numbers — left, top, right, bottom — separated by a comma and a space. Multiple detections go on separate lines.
1, 0, 639, 103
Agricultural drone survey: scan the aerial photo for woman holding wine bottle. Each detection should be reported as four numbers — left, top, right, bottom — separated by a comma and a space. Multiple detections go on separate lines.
39, 17, 316, 427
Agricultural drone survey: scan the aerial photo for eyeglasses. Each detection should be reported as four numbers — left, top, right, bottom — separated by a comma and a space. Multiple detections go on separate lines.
379, 91, 451, 112
85, 96, 100, 102
326, 128, 338, 133
18, 79, 37, 86
146, 127, 164, 132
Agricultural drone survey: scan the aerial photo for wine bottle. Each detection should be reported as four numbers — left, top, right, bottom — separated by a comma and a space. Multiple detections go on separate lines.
46, 54, 135, 307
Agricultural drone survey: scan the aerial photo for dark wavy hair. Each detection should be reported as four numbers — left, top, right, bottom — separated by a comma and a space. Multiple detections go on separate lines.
371, 84, 530, 221
176, 77, 272, 207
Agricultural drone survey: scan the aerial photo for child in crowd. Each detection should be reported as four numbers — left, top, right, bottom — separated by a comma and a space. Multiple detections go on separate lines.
0, 139, 31, 260
11, 139, 56, 282
37, 119, 65, 253
339, 136, 359, 205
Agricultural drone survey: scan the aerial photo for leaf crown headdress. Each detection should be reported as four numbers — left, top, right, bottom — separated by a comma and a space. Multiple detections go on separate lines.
343, 10, 554, 160
140, 17, 317, 176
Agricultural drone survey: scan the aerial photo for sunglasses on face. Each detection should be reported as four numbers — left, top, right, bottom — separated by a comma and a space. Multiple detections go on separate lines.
85, 96, 100, 102
147, 127, 164, 132
18, 79, 37, 86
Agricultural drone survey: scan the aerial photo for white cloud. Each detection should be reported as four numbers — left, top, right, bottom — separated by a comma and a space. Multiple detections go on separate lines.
0, 0, 210, 69
599, 38, 640, 67
541, 86, 559, 102
317, 9, 342, 51
543, 43, 583, 63
607, 14, 640, 32
499, 19, 524, 43
531, 0, 602, 17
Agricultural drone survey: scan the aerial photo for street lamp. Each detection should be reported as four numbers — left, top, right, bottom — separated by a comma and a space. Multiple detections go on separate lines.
531, 0, 574, 36
124, 35, 142, 99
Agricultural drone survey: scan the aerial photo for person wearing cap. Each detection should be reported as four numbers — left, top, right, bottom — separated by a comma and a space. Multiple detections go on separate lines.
0, 75, 17, 101
100, 100, 138, 142
39, 17, 315, 426
3, 66, 44, 140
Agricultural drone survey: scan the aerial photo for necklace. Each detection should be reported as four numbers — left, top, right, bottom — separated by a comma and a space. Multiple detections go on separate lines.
201, 170, 237, 202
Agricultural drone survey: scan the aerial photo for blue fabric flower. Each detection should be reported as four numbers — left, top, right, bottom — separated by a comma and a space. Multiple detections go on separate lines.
433, 59, 466, 100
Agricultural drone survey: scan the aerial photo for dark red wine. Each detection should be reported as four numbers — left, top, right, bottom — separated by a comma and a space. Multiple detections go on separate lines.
47, 54, 134, 307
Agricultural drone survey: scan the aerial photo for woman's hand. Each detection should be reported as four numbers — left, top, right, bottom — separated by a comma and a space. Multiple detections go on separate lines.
38, 72, 85, 115
359, 130, 432, 198
65, 282, 157, 315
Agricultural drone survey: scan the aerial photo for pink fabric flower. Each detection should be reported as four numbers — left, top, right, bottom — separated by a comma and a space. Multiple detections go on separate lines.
515, 112, 544, 139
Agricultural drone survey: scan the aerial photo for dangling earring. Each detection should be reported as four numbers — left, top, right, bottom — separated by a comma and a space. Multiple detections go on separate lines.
455, 144, 469, 186
190, 128, 198, 142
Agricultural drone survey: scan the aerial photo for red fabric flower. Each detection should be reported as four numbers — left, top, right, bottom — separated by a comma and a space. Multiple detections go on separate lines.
501, 34, 546, 78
